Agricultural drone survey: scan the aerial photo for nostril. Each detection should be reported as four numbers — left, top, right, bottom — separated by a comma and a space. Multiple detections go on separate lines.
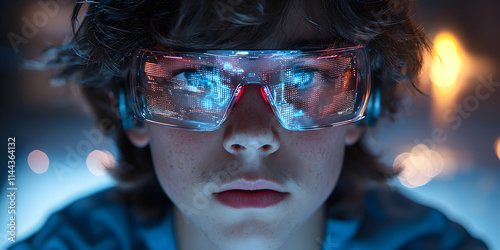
231, 144, 245, 152
223, 132, 280, 155
260, 145, 272, 151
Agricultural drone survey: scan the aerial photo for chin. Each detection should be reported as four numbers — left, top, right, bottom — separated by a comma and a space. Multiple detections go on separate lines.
213, 236, 285, 250
201, 218, 291, 250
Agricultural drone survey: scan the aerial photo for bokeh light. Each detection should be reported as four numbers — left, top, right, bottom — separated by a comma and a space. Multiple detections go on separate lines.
428, 32, 468, 127
86, 150, 115, 176
27, 150, 50, 174
430, 32, 462, 88
394, 144, 444, 188
496, 137, 500, 161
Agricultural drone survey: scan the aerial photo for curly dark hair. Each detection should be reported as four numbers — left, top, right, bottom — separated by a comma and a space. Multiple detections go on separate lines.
44, 0, 429, 220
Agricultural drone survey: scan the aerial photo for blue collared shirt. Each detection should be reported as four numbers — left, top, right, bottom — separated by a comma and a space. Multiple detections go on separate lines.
10, 187, 487, 249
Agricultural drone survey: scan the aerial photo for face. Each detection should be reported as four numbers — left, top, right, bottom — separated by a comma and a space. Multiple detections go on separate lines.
127, 3, 363, 250
145, 84, 352, 249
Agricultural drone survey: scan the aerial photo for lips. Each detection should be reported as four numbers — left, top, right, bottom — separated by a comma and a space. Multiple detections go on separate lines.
214, 179, 289, 209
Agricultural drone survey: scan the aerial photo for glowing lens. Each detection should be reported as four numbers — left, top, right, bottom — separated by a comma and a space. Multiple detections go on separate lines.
130, 47, 370, 131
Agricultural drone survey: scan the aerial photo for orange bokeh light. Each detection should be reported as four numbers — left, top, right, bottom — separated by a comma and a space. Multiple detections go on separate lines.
430, 33, 462, 88
495, 137, 500, 161
394, 144, 444, 188
86, 150, 115, 176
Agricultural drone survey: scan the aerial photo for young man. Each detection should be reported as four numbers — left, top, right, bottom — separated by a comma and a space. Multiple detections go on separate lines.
12, 0, 487, 249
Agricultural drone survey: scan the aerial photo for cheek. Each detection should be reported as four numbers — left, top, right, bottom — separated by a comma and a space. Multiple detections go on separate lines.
295, 128, 346, 160
149, 142, 190, 204
146, 125, 219, 204
290, 128, 347, 199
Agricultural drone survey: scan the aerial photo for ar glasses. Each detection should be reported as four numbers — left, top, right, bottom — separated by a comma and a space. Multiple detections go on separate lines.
126, 46, 372, 131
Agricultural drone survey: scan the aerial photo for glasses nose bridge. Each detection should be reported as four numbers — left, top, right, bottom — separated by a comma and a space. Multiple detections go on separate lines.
230, 72, 275, 116
231, 68, 269, 97
238, 71, 267, 85
227, 55, 275, 88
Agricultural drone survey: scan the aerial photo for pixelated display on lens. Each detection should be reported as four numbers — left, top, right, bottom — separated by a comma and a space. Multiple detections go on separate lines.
132, 47, 369, 131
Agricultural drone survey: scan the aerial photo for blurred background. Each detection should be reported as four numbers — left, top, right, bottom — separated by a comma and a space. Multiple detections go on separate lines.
1, 0, 499, 249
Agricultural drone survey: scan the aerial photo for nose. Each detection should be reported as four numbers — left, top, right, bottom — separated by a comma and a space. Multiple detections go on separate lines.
222, 84, 280, 157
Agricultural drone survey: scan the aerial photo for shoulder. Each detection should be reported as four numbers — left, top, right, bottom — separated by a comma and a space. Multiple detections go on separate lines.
9, 188, 144, 250
324, 187, 488, 249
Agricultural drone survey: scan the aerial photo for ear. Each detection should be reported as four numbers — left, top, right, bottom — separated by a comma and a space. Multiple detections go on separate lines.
344, 124, 365, 146
125, 127, 150, 148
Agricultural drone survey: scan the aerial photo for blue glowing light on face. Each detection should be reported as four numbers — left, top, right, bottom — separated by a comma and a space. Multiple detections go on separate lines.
192, 72, 232, 111
223, 62, 233, 71
137, 46, 368, 131
201, 98, 213, 110
293, 109, 304, 117
290, 70, 320, 90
